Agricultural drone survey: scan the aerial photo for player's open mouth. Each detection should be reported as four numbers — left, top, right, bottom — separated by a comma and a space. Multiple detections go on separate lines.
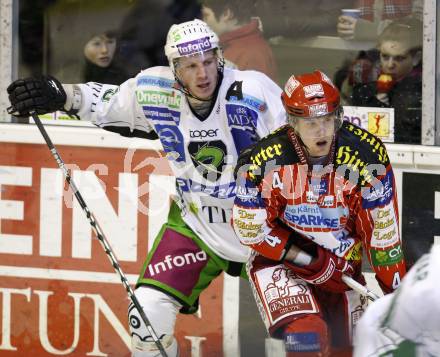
316, 140, 327, 147
198, 83, 210, 89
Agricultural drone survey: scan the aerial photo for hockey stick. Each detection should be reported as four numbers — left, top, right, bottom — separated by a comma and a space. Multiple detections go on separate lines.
29, 112, 168, 357
342, 275, 380, 301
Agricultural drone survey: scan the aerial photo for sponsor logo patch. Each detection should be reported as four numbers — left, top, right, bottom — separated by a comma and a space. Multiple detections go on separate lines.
362, 170, 394, 209
283, 205, 340, 229
345, 123, 389, 163
189, 129, 219, 139
226, 96, 267, 113
371, 245, 403, 267
176, 178, 236, 198
345, 241, 363, 261
320, 71, 335, 87
177, 36, 212, 56
285, 212, 339, 228
155, 124, 185, 162
137, 76, 174, 88
303, 84, 324, 98
102, 88, 119, 102
233, 207, 266, 245
236, 184, 259, 199
308, 103, 328, 117
148, 251, 207, 276
255, 266, 318, 325
141, 229, 209, 296
188, 140, 227, 181
336, 145, 374, 185
226, 104, 258, 130
144, 106, 181, 125
285, 332, 320, 352
322, 195, 334, 207
250, 144, 283, 167
136, 90, 181, 109
370, 204, 399, 248
284, 75, 300, 97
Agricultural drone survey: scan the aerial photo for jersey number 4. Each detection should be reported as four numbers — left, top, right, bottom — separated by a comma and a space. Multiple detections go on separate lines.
265, 235, 282, 247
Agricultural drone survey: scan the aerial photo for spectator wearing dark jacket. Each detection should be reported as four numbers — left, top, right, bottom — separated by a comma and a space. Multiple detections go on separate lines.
351, 19, 422, 144
82, 30, 127, 85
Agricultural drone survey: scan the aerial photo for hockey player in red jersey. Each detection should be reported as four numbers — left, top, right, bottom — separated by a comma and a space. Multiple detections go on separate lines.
232, 70, 407, 356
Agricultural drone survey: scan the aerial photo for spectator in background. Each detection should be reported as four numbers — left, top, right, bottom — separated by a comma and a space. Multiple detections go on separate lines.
82, 30, 127, 85
334, 49, 381, 105
351, 19, 423, 144
201, 0, 278, 81
337, 0, 422, 41
114, 0, 201, 77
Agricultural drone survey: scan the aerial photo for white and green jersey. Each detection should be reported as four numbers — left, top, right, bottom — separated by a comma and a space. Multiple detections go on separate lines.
74, 66, 286, 262
354, 244, 440, 357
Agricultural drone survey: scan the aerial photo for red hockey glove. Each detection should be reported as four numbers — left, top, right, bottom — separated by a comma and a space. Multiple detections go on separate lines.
284, 245, 355, 293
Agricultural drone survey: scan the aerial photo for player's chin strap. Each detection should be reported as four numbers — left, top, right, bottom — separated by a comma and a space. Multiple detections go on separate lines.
28, 111, 168, 357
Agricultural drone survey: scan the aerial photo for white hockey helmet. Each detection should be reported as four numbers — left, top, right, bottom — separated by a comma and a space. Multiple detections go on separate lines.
164, 19, 223, 73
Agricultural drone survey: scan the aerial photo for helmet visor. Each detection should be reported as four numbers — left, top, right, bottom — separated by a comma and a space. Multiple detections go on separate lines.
289, 112, 341, 139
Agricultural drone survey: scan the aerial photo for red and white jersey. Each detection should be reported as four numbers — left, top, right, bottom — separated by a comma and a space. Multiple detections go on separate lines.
232, 122, 406, 291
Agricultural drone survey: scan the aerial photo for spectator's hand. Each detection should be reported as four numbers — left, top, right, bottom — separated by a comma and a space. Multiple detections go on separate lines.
284, 244, 355, 293
337, 15, 357, 40
7, 76, 66, 116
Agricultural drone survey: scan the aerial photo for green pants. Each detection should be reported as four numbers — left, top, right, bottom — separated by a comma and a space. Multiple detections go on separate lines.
136, 201, 247, 310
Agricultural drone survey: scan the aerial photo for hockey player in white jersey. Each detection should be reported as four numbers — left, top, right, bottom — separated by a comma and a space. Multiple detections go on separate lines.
353, 244, 440, 357
7, 19, 286, 356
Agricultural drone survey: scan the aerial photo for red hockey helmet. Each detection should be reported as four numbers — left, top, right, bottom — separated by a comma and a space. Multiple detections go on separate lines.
281, 70, 341, 118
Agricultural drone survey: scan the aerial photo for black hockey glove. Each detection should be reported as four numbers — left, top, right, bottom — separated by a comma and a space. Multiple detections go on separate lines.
7, 75, 66, 116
